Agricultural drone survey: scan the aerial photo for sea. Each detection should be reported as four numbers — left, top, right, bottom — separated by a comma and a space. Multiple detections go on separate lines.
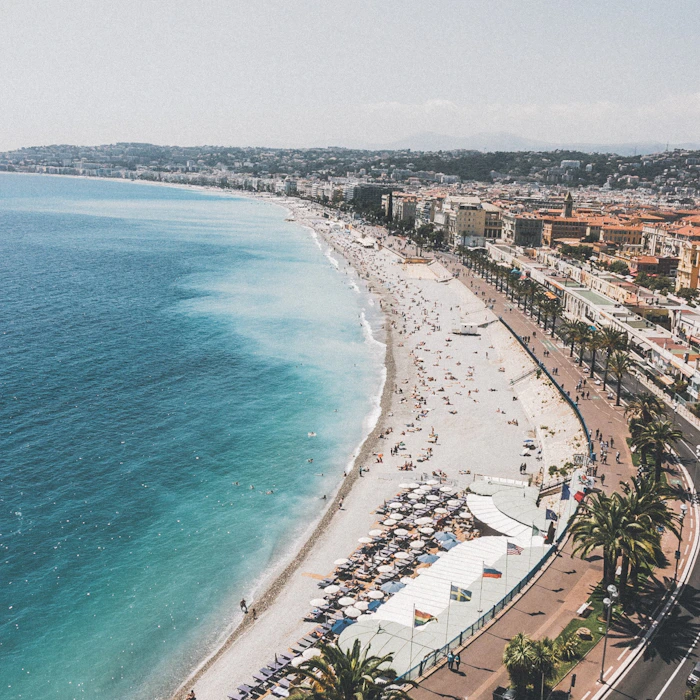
0, 173, 385, 699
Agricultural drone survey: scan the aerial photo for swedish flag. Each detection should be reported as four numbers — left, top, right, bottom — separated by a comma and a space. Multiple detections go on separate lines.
450, 584, 472, 602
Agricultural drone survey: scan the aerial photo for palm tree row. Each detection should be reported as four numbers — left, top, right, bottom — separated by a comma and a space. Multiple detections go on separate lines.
570, 475, 678, 600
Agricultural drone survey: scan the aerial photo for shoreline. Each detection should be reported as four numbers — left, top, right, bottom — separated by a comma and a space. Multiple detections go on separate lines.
170, 200, 398, 700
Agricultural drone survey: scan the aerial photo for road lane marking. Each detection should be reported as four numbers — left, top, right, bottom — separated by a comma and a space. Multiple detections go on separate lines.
581, 692, 591, 700
606, 665, 613, 678
617, 647, 631, 660
653, 629, 700, 700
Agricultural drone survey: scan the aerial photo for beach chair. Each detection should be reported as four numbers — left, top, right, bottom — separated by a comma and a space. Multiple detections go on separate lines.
228, 693, 247, 700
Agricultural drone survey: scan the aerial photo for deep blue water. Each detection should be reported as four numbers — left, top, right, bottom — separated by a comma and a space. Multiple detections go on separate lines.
0, 174, 384, 699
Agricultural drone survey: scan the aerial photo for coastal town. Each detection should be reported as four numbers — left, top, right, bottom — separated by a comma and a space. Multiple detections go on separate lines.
6, 145, 700, 700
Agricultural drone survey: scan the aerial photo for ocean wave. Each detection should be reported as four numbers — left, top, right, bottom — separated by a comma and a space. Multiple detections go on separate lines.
324, 249, 340, 269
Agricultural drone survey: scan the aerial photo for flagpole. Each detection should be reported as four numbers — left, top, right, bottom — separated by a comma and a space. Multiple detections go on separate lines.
478, 561, 484, 612
504, 542, 509, 591
528, 525, 533, 571
445, 584, 452, 647
410, 604, 415, 673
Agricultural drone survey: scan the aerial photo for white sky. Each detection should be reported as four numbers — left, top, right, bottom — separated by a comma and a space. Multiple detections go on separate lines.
1, 0, 698, 150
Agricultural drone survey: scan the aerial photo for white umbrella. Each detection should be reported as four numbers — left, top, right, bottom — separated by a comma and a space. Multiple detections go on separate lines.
323, 584, 340, 594
290, 656, 305, 668
377, 564, 395, 573
426, 479, 439, 485
392, 514, 405, 521
400, 576, 414, 584
407, 482, 420, 488
358, 536, 373, 544
383, 518, 397, 526
407, 493, 420, 501
310, 598, 328, 607
419, 527, 435, 535
398, 483, 412, 489
389, 502, 403, 509
338, 596, 355, 606
302, 648, 322, 660
394, 528, 409, 536
447, 499, 461, 507
426, 495, 440, 502
368, 590, 385, 599
410, 540, 426, 549
368, 529, 384, 537
334, 558, 350, 566
416, 517, 433, 525
394, 551, 410, 559
434, 507, 448, 514
458, 511, 472, 519
345, 606, 362, 618
354, 601, 369, 611
440, 486, 454, 493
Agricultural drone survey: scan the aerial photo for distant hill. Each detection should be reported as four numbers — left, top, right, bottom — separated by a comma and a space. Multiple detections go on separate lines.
368, 131, 700, 156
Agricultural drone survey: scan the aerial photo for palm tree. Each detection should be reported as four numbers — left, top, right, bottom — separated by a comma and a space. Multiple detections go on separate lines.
599, 327, 628, 389
558, 320, 578, 357
588, 330, 605, 377
503, 633, 537, 696
633, 419, 683, 482
570, 491, 623, 586
625, 393, 666, 460
608, 351, 632, 406
576, 323, 593, 367
530, 637, 559, 699
289, 641, 409, 700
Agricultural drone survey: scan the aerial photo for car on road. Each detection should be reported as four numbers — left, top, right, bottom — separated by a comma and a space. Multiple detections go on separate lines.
687, 660, 700, 686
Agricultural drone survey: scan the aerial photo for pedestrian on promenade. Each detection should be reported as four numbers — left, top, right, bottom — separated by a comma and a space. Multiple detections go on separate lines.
616, 451, 621, 463
454, 653, 461, 672
600, 473, 605, 485
447, 651, 454, 670
610, 436, 615, 448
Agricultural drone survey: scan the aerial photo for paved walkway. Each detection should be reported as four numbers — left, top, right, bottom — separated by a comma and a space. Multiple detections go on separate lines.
380, 245, 696, 700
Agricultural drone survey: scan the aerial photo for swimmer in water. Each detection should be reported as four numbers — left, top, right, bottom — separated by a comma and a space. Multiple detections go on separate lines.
307, 458, 314, 463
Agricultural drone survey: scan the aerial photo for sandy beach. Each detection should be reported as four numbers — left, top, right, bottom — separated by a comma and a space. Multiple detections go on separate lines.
168, 196, 585, 700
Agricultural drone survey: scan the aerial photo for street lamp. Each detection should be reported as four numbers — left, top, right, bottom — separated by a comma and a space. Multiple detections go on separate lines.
674, 503, 689, 584
599, 584, 618, 684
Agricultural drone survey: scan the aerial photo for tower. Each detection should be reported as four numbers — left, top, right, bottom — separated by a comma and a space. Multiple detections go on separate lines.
562, 191, 574, 218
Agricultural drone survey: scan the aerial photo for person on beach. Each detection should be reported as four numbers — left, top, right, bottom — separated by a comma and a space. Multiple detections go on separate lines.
187, 691, 196, 700
240, 599, 248, 614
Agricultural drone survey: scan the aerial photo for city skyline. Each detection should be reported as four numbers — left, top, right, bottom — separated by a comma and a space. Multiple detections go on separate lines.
1, 0, 699, 152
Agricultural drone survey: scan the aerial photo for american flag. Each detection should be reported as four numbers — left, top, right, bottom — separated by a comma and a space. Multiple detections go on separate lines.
507, 542, 524, 555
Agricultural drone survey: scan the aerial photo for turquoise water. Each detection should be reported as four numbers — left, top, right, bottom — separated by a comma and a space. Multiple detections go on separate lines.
0, 174, 384, 699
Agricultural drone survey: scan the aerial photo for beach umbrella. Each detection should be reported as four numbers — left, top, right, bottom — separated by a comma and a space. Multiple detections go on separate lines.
407, 483, 420, 488
447, 499, 461, 507
440, 486, 454, 493
309, 598, 328, 607
323, 585, 340, 594
394, 528, 409, 536
417, 554, 440, 564
358, 536, 373, 544
394, 551, 410, 559
389, 502, 403, 509
368, 529, 384, 537
302, 648, 322, 660
354, 601, 369, 611
458, 511, 472, 519
290, 656, 305, 668
426, 495, 440, 502
434, 531, 457, 542
368, 590, 385, 599
440, 539, 459, 551
338, 596, 355, 607
416, 517, 433, 526
392, 514, 405, 521
410, 540, 426, 549
419, 527, 435, 535
381, 581, 406, 594
345, 607, 362, 619
377, 564, 395, 573
330, 619, 354, 635
434, 507, 448, 514
398, 483, 412, 489
426, 479, 439, 485
400, 576, 414, 584
334, 558, 350, 566
411, 503, 424, 509
383, 518, 397, 526
407, 493, 420, 501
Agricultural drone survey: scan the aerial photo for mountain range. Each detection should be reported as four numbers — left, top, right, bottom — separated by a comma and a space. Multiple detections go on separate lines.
365, 131, 700, 156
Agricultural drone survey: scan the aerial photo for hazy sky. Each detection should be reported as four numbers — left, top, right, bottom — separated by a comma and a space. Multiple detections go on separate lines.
1, 0, 699, 150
